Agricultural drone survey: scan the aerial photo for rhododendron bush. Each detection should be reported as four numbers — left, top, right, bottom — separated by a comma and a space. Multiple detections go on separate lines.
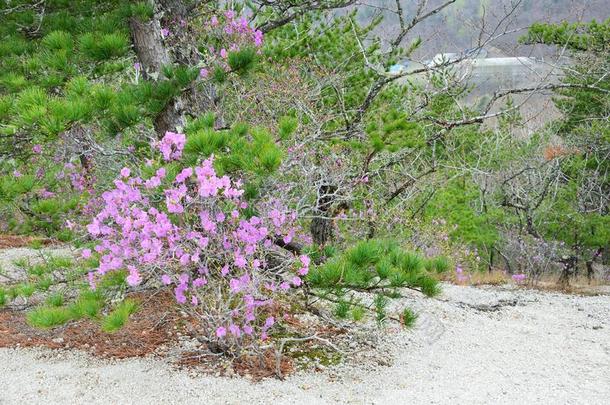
85, 131, 309, 350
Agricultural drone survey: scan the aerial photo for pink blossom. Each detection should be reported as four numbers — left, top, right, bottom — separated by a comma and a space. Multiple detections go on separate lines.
32, 144, 42, 154
216, 326, 227, 338
192, 277, 207, 287
229, 324, 241, 337
161, 274, 172, 285
120, 167, 131, 178
81, 249, 92, 259
126, 266, 142, 286
264, 316, 274, 329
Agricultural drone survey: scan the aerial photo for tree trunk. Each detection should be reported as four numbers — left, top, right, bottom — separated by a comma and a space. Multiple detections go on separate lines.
310, 183, 336, 245
154, 97, 185, 136
128, 17, 171, 75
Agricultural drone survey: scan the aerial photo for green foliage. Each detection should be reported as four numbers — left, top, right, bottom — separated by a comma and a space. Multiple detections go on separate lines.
351, 306, 365, 322
278, 115, 298, 140
102, 299, 138, 332
228, 47, 257, 73
46, 292, 65, 307
309, 239, 439, 325
184, 119, 285, 184
27, 306, 73, 328
401, 308, 418, 328
334, 300, 351, 319
80, 32, 129, 61
68, 291, 104, 319
309, 239, 439, 297
428, 256, 450, 274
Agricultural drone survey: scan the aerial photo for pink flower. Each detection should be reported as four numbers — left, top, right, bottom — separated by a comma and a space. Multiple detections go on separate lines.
32, 144, 42, 154
191, 295, 198, 306
158, 131, 186, 161
120, 167, 131, 178
216, 326, 227, 338
134, 62, 141, 71
234, 255, 247, 269
264, 316, 274, 329
291, 276, 302, 287
253, 30, 263, 47
210, 15, 219, 26
13, 170, 22, 178
229, 324, 240, 337
126, 266, 142, 286
192, 277, 207, 287
81, 249, 92, 259
161, 28, 170, 38
161, 274, 172, 285
87, 272, 96, 290
200, 68, 209, 78
220, 48, 228, 59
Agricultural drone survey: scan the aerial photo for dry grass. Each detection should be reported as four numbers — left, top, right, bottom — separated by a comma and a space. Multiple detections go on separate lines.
439, 270, 610, 295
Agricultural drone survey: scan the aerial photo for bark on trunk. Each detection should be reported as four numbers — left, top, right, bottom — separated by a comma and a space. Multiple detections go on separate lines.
129, 2, 218, 137
310, 183, 336, 245
129, 17, 171, 76
154, 97, 185, 136
158, 0, 189, 19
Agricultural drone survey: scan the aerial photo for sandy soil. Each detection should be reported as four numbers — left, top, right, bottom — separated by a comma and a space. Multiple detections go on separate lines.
1, 283, 608, 405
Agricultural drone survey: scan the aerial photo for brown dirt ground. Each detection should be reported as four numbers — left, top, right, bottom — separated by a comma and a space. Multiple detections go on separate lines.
0, 291, 183, 358
0, 235, 56, 249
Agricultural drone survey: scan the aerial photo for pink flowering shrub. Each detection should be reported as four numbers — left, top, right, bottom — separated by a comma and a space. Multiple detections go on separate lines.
198, 10, 264, 78
86, 131, 309, 351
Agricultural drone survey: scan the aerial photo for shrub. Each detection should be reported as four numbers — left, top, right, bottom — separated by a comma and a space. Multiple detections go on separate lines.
85, 131, 309, 351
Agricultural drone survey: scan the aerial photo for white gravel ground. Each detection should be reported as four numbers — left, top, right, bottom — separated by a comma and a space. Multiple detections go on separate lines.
0, 246, 75, 281
1, 283, 608, 405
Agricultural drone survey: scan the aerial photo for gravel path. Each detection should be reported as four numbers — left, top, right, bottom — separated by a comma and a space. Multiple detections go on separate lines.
1, 283, 608, 404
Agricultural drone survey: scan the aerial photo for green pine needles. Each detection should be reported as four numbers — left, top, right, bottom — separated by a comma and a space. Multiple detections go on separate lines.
308, 239, 440, 326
